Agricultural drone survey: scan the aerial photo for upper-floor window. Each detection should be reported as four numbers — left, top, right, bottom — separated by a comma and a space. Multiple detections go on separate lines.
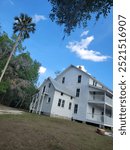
42, 86, 46, 93
70, 96, 73, 100
62, 77, 65, 84
47, 97, 51, 103
74, 104, 78, 114
78, 75, 82, 83
61, 92, 63, 96
76, 88, 80, 97
48, 83, 51, 88
93, 92, 96, 100
93, 80, 97, 86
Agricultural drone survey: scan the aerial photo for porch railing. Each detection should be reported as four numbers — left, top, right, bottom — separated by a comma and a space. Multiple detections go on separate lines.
87, 113, 113, 126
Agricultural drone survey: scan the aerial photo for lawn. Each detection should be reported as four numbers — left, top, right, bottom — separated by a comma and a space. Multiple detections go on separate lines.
0, 112, 113, 150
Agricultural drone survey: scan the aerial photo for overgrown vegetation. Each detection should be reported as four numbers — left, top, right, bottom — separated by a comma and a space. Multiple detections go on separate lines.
0, 112, 113, 150
0, 30, 40, 109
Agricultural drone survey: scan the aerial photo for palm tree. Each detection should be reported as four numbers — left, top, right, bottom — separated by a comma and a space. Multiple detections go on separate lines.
0, 13, 36, 82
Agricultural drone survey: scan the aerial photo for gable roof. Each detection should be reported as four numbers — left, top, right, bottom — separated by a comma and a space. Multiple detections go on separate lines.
55, 64, 113, 93
48, 77, 75, 97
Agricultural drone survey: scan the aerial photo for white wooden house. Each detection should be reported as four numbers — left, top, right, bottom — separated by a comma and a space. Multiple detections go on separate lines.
30, 65, 113, 127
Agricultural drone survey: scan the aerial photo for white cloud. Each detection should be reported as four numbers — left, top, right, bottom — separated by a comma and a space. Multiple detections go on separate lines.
80, 30, 89, 37
66, 32, 110, 62
33, 14, 47, 23
8, 0, 14, 5
39, 66, 47, 74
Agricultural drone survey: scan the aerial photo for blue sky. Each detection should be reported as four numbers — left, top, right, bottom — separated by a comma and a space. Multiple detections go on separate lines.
0, 0, 113, 90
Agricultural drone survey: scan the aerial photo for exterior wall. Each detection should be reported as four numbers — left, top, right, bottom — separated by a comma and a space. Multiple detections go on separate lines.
30, 79, 55, 115
40, 80, 55, 115
56, 67, 89, 121
51, 91, 73, 119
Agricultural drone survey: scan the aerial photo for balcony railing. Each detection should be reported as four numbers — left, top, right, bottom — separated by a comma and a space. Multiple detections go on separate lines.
105, 95, 112, 106
87, 113, 113, 127
88, 94, 112, 106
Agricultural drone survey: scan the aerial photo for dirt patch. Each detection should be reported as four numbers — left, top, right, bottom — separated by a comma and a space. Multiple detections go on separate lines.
0, 104, 23, 115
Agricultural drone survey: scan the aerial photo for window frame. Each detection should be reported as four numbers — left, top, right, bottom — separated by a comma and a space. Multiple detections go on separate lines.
76, 88, 80, 97
58, 99, 62, 106
68, 102, 72, 110
78, 75, 82, 83
74, 104, 78, 114
62, 77, 65, 84
61, 100, 65, 107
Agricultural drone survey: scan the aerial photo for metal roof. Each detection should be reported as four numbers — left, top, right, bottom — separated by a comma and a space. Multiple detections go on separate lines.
48, 77, 75, 97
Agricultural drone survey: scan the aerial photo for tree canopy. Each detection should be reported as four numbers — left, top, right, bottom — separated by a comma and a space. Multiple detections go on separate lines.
0, 31, 40, 109
0, 14, 36, 82
48, 0, 113, 35
13, 13, 36, 39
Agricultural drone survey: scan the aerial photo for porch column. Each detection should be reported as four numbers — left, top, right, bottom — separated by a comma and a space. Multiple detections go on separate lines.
104, 92, 106, 102
33, 97, 37, 113
39, 95, 44, 115
104, 104, 106, 124
36, 94, 41, 113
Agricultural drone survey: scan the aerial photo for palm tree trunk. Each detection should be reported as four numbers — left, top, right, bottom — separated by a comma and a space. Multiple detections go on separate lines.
0, 33, 21, 82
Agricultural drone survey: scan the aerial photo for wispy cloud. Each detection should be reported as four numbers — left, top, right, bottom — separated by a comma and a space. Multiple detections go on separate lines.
80, 30, 89, 37
33, 14, 47, 23
39, 66, 47, 74
66, 31, 111, 62
8, 0, 14, 5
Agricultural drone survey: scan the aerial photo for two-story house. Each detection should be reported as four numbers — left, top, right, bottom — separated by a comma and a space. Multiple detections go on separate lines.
30, 65, 113, 127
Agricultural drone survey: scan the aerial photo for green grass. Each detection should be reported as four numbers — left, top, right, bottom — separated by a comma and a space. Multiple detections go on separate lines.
0, 113, 112, 150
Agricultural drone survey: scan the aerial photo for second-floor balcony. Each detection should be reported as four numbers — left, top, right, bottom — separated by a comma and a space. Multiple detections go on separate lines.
88, 91, 112, 107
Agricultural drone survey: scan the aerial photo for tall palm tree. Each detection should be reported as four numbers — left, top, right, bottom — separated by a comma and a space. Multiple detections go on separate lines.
0, 13, 36, 82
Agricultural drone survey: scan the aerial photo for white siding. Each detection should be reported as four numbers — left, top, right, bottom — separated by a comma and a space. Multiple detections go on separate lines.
56, 67, 89, 121
51, 91, 73, 119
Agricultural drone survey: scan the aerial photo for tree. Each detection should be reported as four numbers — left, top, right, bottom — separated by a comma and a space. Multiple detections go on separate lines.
48, 0, 113, 35
0, 13, 36, 82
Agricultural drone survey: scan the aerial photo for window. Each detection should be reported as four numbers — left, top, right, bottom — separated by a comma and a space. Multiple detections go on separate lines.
62, 77, 65, 83
78, 75, 82, 83
92, 107, 95, 118
61, 92, 63, 96
42, 86, 46, 93
76, 89, 80, 97
93, 92, 96, 100
74, 104, 78, 114
48, 83, 51, 88
58, 99, 61, 106
70, 96, 73, 100
93, 81, 97, 86
61, 100, 65, 107
47, 97, 51, 103
68, 102, 72, 110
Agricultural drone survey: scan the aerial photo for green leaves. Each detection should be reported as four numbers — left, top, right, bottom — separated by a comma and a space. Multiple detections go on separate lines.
0, 81, 9, 93
13, 13, 36, 39
49, 0, 113, 35
0, 30, 40, 109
